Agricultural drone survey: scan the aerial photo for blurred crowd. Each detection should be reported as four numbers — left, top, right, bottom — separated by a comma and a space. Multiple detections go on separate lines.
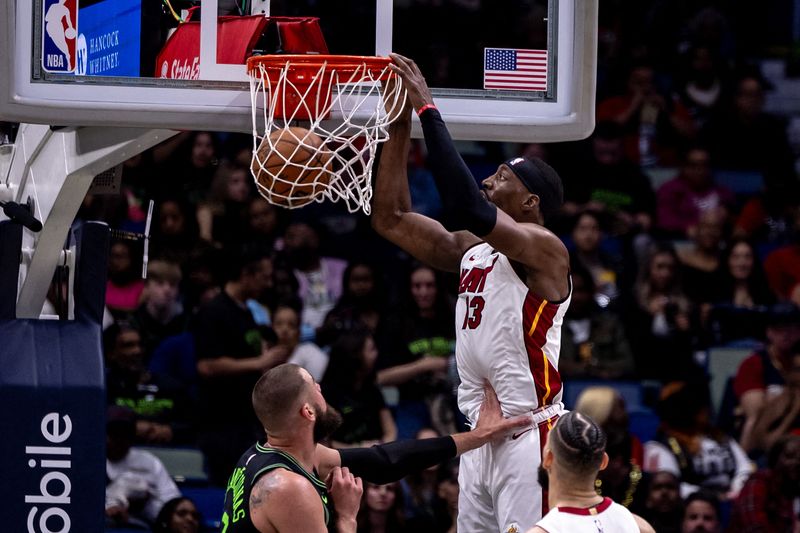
7, 1, 800, 532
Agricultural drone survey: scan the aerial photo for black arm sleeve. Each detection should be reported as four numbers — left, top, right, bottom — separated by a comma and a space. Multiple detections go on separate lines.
419, 108, 498, 236
338, 436, 457, 484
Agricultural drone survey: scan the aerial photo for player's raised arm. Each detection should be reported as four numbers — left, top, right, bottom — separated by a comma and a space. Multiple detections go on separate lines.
389, 54, 569, 299
371, 87, 479, 273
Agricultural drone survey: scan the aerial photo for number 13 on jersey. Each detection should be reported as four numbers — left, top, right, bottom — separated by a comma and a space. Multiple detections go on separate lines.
462, 295, 485, 329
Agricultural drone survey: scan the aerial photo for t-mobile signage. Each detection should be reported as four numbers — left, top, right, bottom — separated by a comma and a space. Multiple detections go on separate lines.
0, 222, 109, 532
0, 320, 106, 533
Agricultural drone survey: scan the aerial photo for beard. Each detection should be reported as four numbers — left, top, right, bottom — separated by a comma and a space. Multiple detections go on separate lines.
313, 403, 343, 443
537, 465, 549, 491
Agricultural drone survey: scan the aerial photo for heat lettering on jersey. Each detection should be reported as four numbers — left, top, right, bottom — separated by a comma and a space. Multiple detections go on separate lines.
458, 256, 498, 294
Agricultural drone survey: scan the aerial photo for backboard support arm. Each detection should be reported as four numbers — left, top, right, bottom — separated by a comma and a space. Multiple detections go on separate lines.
2, 124, 177, 318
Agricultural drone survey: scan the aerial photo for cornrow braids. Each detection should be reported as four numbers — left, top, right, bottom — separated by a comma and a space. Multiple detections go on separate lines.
550, 411, 607, 477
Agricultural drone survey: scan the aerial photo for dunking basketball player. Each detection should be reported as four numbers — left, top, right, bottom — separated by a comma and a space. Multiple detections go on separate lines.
372, 54, 572, 532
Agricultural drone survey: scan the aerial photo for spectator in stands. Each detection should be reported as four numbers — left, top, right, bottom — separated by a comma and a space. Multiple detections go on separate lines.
569, 210, 624, 305
153, 497, 202, 533
656, 147, 734, 239
105, 406, 181, 528
597, 60, 695, 168
764, 208, 800, 305
149, 197, 202, 267
432, 460, 460, 533
674, 45, 729, 130
626, 243, 696, 380
317, 261, 386, 347
154, 131, 220, 206
701, 71, 795, 182
575, 387, 646, 512
104, 322, 193, 445
712, 238, 775, 309
706, 238, 774, 344
181, 245, 222, 315
644, 381, 752, 500
322, 329, 396, 447
640, 471, 683, 533
680, 491, 721, 533
560, 121, 656, 240
559, 266, 635, 379
243, 196, 284, 251
106, 240, 145, 317
132, 259, 186, 358
734, 179, 800, 248
191, 248, 287, 485
401, 427, 443, 528
734, 304, 800, 453
747, 342, 800, 455
356, 481, 405, 533
272, 303, 329, 382
281, 220, 347, 333
377, 265, 456, 438
728, 435, 800, 532
197, 162, 253, 247
677, 207, 727, 305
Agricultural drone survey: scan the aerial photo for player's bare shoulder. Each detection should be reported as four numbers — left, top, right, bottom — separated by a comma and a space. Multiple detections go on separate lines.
250, 469, 326, 533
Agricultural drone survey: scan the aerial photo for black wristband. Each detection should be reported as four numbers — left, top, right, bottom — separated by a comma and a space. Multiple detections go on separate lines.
339, 436, 457, 485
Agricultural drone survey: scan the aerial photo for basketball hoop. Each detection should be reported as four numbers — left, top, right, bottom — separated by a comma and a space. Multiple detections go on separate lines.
247, 54, 406, 214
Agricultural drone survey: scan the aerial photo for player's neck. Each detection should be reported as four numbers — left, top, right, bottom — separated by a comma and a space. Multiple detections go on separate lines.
548, 475, 604, 510
265, 433, 317, 473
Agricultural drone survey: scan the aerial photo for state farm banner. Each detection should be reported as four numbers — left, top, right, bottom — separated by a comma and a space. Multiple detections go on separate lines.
156, 14, 327, 80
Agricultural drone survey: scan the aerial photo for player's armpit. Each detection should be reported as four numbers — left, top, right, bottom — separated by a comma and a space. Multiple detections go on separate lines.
249, 469, 328, 533
483, 209, 569, 297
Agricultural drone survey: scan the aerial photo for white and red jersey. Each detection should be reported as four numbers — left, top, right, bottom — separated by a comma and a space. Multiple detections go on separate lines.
536, 497, 639, 532
455, 243, 571, 424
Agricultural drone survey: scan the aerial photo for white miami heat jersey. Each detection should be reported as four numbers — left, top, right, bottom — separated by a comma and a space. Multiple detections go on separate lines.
455, 243, 571, 423
536, 498, 639, 532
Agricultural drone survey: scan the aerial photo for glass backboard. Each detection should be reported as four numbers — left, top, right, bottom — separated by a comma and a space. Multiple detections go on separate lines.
0, 0, 597, 142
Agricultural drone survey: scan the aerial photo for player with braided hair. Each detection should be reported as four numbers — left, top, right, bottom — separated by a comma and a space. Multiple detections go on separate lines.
528, 411, 655, 533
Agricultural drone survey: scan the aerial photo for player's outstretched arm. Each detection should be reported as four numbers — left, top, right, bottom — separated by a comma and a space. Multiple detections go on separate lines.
371, 90, 479, 273
390, 54, 569, 298
315, 382, 530, 484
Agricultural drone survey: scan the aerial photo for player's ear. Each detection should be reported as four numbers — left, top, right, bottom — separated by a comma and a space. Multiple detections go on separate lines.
542, 445, 554, 468
598, 452, 609, 471
301, 403, 315, 421
522, 193, 539, 210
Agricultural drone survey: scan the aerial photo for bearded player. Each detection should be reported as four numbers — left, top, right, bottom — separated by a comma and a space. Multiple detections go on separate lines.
372, 54, 571, 532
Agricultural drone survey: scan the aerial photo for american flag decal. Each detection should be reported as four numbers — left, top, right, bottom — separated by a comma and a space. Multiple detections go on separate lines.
484, 48, 548, 91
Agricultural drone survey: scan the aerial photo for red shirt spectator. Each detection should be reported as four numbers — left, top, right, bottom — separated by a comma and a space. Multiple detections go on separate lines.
733, 306, 800, 453
764, 243, 800, 304
728, 435, 800, 532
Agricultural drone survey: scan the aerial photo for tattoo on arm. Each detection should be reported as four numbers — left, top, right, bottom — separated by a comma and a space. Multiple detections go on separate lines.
250, 472, 282, 511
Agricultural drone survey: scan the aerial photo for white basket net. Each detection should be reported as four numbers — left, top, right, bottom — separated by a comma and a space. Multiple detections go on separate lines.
248, 57, 406, 214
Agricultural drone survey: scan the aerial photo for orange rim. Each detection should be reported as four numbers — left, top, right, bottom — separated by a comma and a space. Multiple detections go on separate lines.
247, 54, 394, 79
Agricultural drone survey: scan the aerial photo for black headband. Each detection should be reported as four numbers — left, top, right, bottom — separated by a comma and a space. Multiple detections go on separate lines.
503, 157, 563, 218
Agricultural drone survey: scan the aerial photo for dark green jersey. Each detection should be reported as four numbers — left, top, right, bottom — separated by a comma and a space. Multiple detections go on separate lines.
221, 442, 334, 533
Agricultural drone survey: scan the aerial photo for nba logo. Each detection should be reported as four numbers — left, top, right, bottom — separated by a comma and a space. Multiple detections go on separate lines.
42, 0, 78, 73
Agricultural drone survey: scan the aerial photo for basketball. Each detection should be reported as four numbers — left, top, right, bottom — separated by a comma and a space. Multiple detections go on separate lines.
65, 28, 76, 39
252, 127, 332, 208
